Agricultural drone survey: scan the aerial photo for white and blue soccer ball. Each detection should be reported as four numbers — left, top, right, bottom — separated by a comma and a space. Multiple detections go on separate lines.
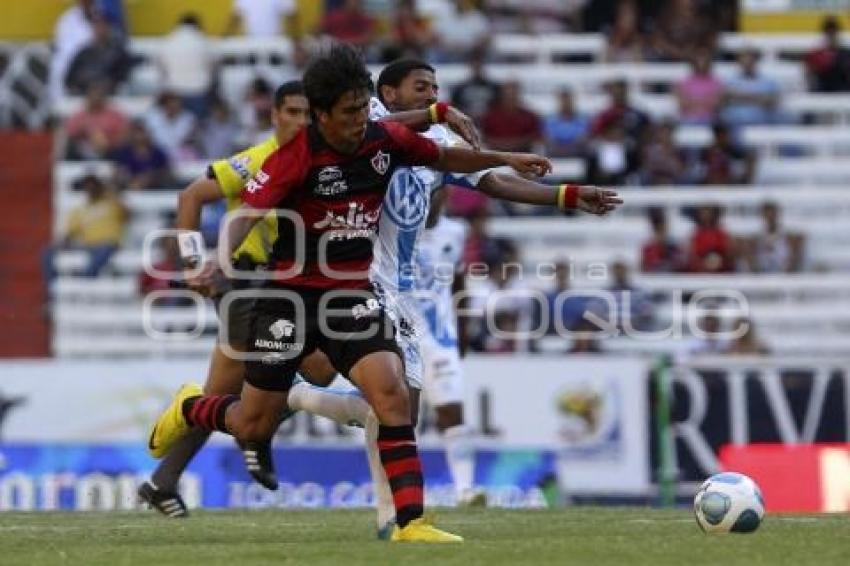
693, 472, 765, 534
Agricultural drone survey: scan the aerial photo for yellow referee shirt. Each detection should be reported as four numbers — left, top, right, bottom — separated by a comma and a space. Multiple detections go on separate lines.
209, 136, 280, 264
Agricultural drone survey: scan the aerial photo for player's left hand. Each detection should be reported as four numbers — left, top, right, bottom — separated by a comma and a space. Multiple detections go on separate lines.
576, 186, 623, 216
444, 107, 481, 151
504, 153, 553, 177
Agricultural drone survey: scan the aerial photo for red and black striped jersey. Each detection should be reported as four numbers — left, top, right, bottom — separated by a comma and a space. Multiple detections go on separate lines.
242, 120, 440, 289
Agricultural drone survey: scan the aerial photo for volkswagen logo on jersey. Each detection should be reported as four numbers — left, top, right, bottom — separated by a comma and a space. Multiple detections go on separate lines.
371, 150, 391, 175
383, 169, 428, 230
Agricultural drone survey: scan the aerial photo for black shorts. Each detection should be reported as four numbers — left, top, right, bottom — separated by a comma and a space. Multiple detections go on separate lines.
213, 256, 263, 349
214, 291, 255, 349
244, 284, 402, 392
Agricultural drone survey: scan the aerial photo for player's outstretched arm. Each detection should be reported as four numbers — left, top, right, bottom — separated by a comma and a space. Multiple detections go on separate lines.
381, 103, 481, 150
477, 172, 623, 216
433, 147, 553, 176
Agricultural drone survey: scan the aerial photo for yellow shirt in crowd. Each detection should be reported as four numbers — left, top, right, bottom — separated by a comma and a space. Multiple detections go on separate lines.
65, 197, 126, 246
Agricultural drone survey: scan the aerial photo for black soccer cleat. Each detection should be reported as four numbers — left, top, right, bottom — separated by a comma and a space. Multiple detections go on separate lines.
240, 439, 279, 491
138, 481, 189, 518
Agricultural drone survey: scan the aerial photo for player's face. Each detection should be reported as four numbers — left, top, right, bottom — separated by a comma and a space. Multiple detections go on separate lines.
387, 69, 439, 112
317, 88, 371, 152
272, 94, 309, 143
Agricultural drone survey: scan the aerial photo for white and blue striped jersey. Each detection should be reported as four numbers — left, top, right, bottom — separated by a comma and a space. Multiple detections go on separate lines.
368, 97, 484, 301
415, 216, 468, 348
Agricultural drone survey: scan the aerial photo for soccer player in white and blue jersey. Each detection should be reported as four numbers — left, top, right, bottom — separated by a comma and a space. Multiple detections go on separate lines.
363, 59, 622, 520
364, 64, 490, 524
367, 90, 485, 404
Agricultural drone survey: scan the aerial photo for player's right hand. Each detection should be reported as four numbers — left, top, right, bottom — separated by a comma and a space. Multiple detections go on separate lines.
504, 153, 553, 177
444, 107, 481, 151
185, 257, 222, 297
576, 186, 624, 216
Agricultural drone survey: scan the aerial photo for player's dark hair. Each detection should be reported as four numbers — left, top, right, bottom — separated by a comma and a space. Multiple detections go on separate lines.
376, 59, 435, 104
302, 43, 373, 114
274, 80, 304, 108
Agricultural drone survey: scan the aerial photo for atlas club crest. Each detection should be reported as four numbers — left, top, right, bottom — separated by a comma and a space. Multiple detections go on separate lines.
371, 150, 391, 175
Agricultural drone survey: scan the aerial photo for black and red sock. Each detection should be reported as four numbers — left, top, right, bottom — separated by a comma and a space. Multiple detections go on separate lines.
378, 424, 424, 528
181, 395, 238, 433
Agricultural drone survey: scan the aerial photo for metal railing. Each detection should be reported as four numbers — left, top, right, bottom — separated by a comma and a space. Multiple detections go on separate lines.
0, 42, 50, 129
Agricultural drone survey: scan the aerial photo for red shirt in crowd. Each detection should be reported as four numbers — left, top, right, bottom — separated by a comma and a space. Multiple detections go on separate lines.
321, 8, 375, 47
687, 227, 734, 273
641, 239, 684, 273
481, 107, 541, 152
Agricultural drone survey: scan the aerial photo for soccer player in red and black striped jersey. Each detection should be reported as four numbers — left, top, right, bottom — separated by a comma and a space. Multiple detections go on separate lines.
148, 43, 551, 542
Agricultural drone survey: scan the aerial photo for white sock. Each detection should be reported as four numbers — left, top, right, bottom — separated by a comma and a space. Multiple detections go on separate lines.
287, 381, 370, 427
365, 408, 396, 529
443, 424, 475, 499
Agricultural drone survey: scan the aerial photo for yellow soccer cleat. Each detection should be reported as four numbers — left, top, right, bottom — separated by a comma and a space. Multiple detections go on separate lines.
148, 383, 203, 459
390, 518, 464, 543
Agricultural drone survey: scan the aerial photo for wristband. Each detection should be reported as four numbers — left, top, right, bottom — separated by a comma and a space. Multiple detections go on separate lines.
428, 101, 450, 124
177, 231, 205, 269
557, 184, 580, 210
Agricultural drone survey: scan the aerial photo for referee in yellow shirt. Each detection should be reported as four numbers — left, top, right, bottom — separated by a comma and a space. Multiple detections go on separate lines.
139, 81, 308, 516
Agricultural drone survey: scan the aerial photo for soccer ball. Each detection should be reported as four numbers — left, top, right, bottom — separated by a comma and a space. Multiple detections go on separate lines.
693, 472, 765, 534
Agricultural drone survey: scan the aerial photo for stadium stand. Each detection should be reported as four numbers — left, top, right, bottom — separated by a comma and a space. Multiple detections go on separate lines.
13, 4, 844, 362
48, 181, 850, 356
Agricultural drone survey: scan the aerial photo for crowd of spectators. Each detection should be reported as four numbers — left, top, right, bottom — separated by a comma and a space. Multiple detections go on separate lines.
681, 313, 770, 358
453, 196, 808, 353
639, 202, 806, 275
47, 0, 837, 354
53, 1, 850, 196
447, 49, 775, 193
458, 249, 660, 354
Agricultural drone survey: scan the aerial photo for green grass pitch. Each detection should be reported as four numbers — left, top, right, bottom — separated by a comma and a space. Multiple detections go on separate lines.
1, 507, 846, 565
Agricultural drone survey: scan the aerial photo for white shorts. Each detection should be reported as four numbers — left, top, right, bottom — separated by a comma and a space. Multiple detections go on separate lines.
397, 331, 423, 390
421, 337, 465, 407
372, 284, 424, 390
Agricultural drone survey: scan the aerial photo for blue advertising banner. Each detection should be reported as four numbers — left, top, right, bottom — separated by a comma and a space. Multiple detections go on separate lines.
0, 444, 552, 511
